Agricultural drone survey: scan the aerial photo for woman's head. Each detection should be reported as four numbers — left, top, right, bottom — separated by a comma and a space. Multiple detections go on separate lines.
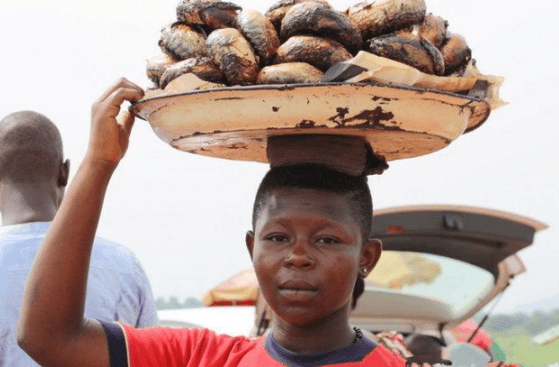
246, 164, 381, 328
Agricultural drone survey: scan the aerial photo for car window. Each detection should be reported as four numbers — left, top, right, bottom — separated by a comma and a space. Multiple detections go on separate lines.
366, 251, 495, 317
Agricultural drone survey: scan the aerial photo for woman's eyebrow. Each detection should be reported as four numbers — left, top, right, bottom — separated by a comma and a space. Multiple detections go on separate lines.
259, 218, 291, 230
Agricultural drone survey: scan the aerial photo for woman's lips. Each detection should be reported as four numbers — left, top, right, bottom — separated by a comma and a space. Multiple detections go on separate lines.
279, 279, 318, 291
278, 280, 319, 301
278, 288, 319, 302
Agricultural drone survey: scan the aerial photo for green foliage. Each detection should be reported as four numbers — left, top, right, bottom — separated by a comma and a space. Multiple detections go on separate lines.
483, 308, 559, 336
491, 329, 559, 366
479, 308, 559, 366
156, 296, 202, 310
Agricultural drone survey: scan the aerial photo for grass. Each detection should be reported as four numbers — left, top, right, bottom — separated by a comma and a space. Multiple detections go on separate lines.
490, 327, 559, 367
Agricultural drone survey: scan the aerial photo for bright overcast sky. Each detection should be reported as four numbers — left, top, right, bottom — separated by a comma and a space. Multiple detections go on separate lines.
1, 0, 557, 315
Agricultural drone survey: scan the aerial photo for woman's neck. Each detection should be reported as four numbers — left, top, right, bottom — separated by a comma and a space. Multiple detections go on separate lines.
270, 307, 356, 354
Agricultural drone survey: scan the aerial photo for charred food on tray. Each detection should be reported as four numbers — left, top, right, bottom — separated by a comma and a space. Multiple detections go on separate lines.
146, 0, 475, 88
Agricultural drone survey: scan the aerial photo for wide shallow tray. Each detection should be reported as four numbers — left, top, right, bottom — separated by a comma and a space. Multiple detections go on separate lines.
131, 83, 490, 162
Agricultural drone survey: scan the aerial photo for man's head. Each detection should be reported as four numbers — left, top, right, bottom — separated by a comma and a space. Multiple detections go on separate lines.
0, 111, 69, 222
0, 111, 66, 185
246, 164, 381, 328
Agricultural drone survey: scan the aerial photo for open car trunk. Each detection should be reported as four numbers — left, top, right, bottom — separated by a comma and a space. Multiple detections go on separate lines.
350, 204, 547, 336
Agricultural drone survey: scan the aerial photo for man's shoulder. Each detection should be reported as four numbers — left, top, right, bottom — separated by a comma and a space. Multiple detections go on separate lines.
90, 236, 143, 271
92, 235, 131, 252
0, 222, 51, 270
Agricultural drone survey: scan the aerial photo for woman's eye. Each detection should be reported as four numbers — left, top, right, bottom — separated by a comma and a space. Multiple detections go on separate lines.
265, 234, 289, 242
316, 237, 341, 245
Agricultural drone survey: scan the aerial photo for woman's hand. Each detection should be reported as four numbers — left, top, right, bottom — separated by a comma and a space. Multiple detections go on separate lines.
86, 78, 144, 170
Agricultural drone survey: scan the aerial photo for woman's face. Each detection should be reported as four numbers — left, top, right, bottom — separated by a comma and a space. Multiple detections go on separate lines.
246, 187, 380, 327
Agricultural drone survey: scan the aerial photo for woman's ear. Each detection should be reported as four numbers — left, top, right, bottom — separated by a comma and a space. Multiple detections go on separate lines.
360, 238, 382, 278
245, 230, 255, 260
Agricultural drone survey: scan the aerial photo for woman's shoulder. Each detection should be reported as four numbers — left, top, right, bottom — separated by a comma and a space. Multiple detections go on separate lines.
122, 324, 261, 350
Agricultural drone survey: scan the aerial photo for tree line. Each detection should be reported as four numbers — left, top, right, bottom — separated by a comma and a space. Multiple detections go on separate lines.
483, 308, 559, 336
156, 296, 202, 310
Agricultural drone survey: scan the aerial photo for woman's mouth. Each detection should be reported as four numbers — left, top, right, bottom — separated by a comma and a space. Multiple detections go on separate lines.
278, 281, 319, 300
278, 288, 319, 302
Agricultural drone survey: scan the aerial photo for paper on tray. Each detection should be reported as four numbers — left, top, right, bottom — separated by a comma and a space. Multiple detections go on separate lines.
344, 51, 506, 110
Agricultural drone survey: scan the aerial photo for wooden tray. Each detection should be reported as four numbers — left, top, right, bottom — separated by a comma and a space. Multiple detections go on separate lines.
131, 83, 490, 163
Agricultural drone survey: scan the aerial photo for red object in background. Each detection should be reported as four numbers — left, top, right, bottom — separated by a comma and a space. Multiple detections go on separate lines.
452, 319, 493, 351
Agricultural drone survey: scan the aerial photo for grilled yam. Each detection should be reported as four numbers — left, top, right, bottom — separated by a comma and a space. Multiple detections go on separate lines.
237, 9, 281, 66
257, 62, 324, 84
368, 34, 445, 75
159, 22, 208, 60
206, 28, 260, 85
275, 35, 352, 72
280, 2, 362, 54
346, 0, 426, 40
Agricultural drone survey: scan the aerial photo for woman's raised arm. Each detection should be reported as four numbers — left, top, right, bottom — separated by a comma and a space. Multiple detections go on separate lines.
17, 78, 144, 367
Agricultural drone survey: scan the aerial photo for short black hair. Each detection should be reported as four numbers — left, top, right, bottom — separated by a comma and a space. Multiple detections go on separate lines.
251, 164, 373, 241
352, 277, 365, 310
406, 334, 443, 360
0, 111, 63, 184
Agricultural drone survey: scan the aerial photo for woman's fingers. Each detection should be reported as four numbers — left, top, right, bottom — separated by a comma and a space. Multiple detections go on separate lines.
94, 78, 143, 106
87, 79, 145, 166
94, 87, 144, 120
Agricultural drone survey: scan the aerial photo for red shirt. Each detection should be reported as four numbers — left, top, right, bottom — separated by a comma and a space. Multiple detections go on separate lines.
101, 321, 406, 367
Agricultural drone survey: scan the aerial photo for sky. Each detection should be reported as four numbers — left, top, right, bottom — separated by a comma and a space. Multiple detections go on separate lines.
0, 0, 557, 315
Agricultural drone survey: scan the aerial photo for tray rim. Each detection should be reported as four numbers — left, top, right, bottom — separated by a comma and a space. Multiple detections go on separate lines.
131, 82, 491, 133
130, 82, 492, 163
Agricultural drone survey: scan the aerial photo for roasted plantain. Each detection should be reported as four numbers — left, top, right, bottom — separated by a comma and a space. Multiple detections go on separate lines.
265, 0, 332, 34
206, 28, 260, 85
146, 53, 178, 85
237, 9, 281, 66
275, 35, 352, 72
346, 0, 426, 40
176, 0, 242, 32
440, 33, 471, 76
367, 34, 445, 75
257, 62, 324, 84
159, 57, 224, 89
159, 22, 208, 60
280, 2, 362, 54
418, 13, 448, 48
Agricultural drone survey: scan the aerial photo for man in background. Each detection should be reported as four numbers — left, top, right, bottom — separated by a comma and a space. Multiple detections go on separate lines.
0, 111, 158, 366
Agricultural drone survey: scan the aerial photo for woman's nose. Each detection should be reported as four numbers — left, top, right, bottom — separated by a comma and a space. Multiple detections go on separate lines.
283, 240, 315, 269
